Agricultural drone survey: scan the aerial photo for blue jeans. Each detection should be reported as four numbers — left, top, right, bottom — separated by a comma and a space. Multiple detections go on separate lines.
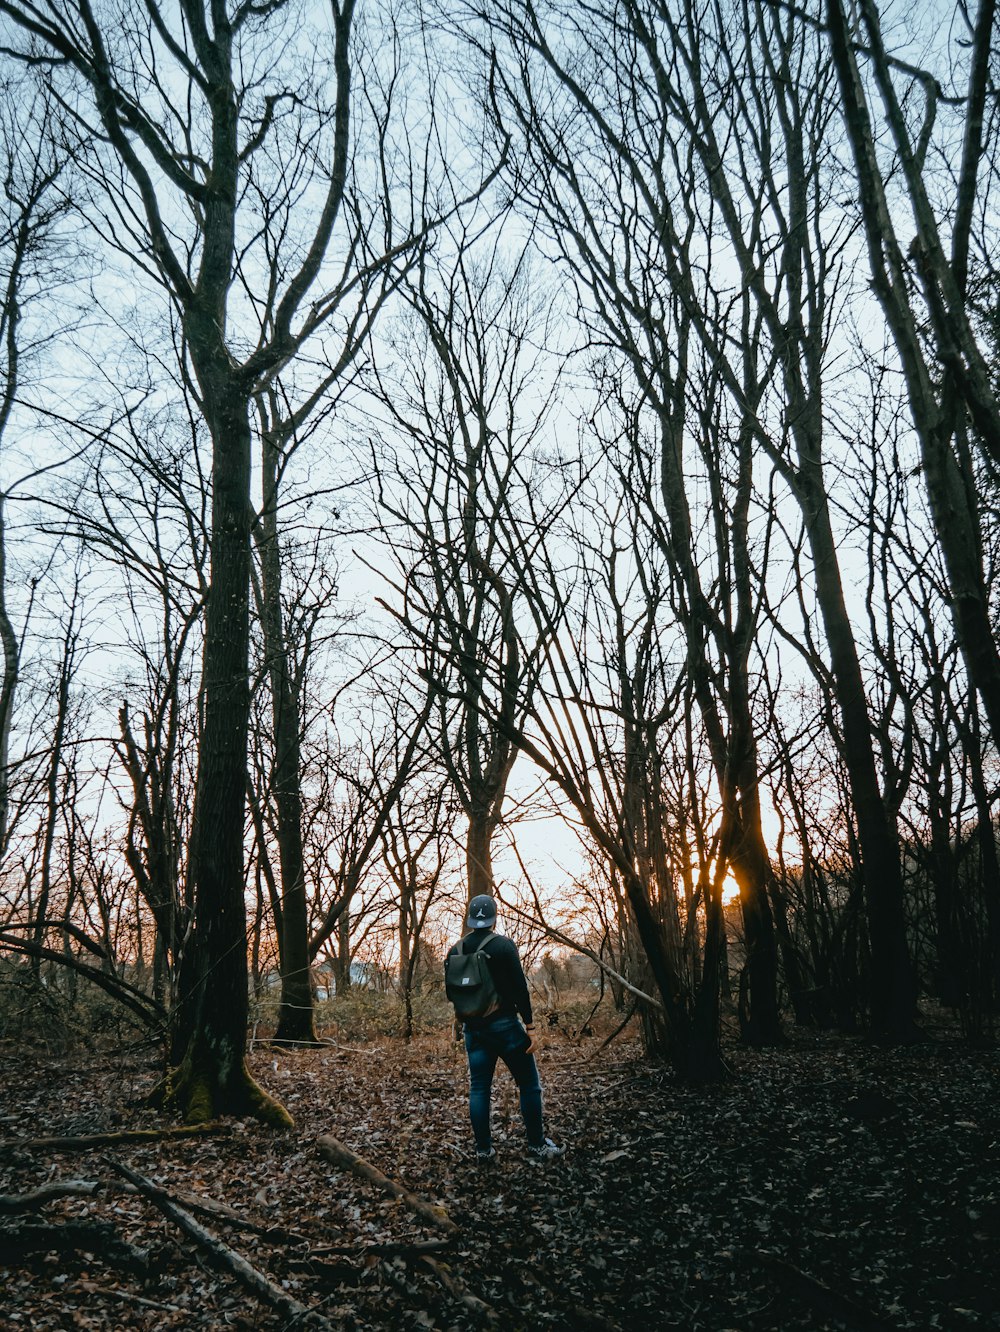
464, 1015, 544, 1150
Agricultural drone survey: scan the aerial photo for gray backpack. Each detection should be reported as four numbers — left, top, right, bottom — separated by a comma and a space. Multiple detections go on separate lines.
445, 933, 501, 1019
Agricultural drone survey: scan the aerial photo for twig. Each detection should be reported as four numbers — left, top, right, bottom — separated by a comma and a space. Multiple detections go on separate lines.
735, 1249, 898, 1331
317, 1134, 458, 1234
418, 1253, 502, 1325
74, 1284, 183, 1315
495, 891, 663, 1011
584, 1002, 638, 1060
572, 989, 606, 1043
105, 1158, 335, 1332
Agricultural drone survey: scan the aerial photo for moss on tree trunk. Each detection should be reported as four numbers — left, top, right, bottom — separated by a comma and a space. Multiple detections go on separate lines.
160, 1046, 292, 1128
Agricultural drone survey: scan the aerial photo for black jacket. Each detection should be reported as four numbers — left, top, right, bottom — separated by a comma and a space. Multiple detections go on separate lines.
446, 929, 534, 1027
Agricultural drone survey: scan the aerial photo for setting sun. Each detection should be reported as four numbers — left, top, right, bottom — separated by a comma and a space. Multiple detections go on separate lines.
722, 874, 741, 906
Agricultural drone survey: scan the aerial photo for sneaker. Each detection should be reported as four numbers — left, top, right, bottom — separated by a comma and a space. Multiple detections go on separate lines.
527, 1138, 565, 1162
475, 1146, 496, 1162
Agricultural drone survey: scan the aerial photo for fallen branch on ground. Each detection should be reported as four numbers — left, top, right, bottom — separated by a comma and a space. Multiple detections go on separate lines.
106, 1158, 335, 1331
317, 1134, 458, 1234
0, 1173, 321, 1247
0, 1180, 101, 1214
70, 1283, 183, 1315
288, 1237, 458, 1288
0, 1124, 227, 1154
0, 1219, 149, 1271
418, 1253, 501, 1325
168, 1188, 314, 1246
134, 1185, 330, 1249
311, 1237, 454, 1258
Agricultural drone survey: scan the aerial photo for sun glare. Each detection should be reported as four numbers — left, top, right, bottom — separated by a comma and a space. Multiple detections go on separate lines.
722, 874, 741, 905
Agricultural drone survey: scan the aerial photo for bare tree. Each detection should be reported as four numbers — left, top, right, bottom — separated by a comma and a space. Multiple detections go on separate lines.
380, 769, 454, 1040
306, 675, 435, 962
55, 405, 210, 1010
248, 409, 342, 1048
367, 228, 564, 906
0, 80, 71, 860
0, 0, 464, 1122
823, 0, 1000, 754
461, 0, 918, 1036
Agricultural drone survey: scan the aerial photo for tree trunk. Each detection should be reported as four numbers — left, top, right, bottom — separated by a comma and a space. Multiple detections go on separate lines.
466, 807, 497, 901
256, 423, 317, 1048
919, 401, 1000, 745
797, 459, 916, 1037
153, 930, 169, 1011
768, 873, 814, 1027
623, 863, 724, 1078
968, 709, 1000, 1006
165, 379, 289, 1127
33, 612, 74, 980
826, 0, 1000, 755
336, 909, 352, 995
689, 868, 726, 1081
0, 498, 18, 859
654, 353, 782, 1046
726, 810, 782, 1044
399, 895, 415, 1040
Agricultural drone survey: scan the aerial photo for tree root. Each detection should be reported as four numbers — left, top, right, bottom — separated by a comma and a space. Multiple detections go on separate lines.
154, 1055, 293, 1129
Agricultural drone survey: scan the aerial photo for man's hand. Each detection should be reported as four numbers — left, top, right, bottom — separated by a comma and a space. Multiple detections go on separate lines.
524, 1025, 537, 1055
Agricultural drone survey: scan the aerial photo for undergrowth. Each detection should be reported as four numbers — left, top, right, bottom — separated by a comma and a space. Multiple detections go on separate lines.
0, 960, 150, 1052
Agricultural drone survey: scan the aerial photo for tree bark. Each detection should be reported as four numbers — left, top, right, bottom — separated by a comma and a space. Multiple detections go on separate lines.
0, 498, 18, 859
167, 367, 289, 1123
255, 418, 317, 1048
466, 806, 499, 901
826, 0, 1000, 755
796, 457, 916, 1036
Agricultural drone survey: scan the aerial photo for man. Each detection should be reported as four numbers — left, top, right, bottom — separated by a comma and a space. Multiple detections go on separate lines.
446, 894, 564, 1162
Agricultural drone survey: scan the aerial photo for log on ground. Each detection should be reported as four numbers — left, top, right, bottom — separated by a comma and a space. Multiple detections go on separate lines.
0, 1180, 101, 1214
316, 1134, 458, 1234
0, 1219, 149, 1272
0, 1124, 227, 1154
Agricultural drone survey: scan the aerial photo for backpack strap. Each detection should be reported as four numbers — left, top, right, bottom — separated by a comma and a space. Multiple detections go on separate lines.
467, 930, 494, 955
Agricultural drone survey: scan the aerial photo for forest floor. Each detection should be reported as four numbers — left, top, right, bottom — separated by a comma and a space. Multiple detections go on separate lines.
0, 1008, 997, 1332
